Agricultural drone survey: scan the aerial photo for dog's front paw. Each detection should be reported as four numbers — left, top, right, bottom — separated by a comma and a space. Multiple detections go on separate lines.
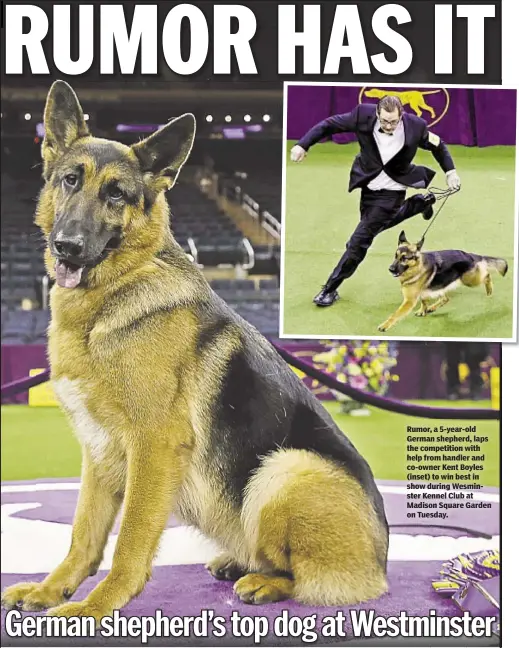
2, 582, 70, 612
415, 310, 427, 317
377, 321, 391, 332
47, 601, 106, 625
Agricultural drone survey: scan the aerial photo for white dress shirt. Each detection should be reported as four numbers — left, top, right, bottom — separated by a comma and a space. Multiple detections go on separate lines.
367, 119, 407, 191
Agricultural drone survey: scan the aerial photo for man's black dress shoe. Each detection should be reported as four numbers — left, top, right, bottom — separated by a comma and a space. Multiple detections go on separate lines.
313, 288, 339, 307
422, 192, 437, 221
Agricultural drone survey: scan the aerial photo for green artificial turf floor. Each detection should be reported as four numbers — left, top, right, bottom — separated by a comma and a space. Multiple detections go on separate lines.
1, 402, 499, 487
283, 143, 516, 340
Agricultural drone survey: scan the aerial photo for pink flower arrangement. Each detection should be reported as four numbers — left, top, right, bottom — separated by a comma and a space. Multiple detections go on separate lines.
313, 341, 399, 399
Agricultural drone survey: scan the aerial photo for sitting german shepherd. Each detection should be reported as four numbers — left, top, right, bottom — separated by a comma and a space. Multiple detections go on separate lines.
1, 82, 388, 622
378, 231, 508, 332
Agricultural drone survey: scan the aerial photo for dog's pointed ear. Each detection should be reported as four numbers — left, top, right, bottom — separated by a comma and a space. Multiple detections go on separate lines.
398, 230, 408, 245
416, 237, 425, 251
42, 81, 90, 174
131, 113, 196, 190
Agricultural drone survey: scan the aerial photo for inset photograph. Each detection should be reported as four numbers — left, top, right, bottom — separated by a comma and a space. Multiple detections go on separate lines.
281, 84, 518, 341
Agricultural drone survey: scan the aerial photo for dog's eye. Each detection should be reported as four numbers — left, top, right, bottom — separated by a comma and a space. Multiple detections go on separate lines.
64, 174, 78, 188
107, 187, 123, 201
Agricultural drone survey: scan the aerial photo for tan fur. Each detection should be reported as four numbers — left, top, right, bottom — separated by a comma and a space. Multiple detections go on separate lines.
415, 295, 450, 317
241, 449, 388, 605
234, 573, 295, 604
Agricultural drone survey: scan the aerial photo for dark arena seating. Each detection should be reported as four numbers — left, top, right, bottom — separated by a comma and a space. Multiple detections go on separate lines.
1, 82, 283, 343
1, 308, 50, 345
168, 181, 251, 267
1, 171, 45, 311
206, 140, 283, 226
209, 278, 280, 337
1, 169, 281, 341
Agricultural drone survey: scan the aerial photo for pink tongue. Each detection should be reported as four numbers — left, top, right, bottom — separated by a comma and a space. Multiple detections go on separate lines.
55, 261, 84, 289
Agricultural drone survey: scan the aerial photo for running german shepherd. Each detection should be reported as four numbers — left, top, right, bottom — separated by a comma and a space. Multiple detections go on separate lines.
1, 82, 388, 622
378, 230, 508, 332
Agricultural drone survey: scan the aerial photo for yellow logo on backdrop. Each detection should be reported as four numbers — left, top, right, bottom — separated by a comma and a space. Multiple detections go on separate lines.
28, 369, 58, 407
359, 87, 450, 127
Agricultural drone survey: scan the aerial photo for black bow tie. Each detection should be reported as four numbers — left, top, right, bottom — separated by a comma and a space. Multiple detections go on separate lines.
379, 128, 393, 135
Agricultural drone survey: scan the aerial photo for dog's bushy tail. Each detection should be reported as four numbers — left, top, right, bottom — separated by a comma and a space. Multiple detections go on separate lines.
484, 257, 508, 277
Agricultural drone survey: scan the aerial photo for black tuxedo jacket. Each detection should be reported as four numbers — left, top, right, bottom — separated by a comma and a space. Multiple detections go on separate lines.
296, 104, 455, 192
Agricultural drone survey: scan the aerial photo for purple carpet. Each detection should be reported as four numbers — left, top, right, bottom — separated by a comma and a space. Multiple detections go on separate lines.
1, 479, 500, 646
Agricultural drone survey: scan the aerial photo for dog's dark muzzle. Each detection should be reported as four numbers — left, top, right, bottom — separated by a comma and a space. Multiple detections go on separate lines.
50, 227, 122, 289
389, 263, 406, 277
51, 225, 121, 263
53, 234, 85, 262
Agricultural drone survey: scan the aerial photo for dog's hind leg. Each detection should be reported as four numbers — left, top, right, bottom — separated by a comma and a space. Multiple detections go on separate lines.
461, 264, 487, 291
462, 261, 494, 295
431, 295, 450, 311
240, 449, 388, 606
417, 295, 449, 315
415, 298, 431, 317
484, 274, 493, 296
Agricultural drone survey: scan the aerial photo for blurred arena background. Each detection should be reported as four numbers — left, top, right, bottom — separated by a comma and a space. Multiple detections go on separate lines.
1, 80, 500, 486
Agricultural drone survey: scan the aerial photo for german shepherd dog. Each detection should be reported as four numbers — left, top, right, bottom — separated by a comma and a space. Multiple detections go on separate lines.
378, 230, 508, 332
1, 82, 388, 622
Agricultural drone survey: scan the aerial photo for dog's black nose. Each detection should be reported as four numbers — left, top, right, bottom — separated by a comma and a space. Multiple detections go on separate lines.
54, 236, 84, 258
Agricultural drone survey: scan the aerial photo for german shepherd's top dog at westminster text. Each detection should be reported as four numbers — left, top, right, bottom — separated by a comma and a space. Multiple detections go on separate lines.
1, 82, 389, 622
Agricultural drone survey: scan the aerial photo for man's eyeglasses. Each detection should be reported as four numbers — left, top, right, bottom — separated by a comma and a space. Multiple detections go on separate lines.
379, 118, 401, 128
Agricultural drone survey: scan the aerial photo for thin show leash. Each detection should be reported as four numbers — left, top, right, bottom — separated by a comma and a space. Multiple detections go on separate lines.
418, 186, 461, 247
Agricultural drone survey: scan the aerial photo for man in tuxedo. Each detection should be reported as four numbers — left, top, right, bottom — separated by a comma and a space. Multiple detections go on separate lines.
291, 95, 461, 307
444, 342, 490, 401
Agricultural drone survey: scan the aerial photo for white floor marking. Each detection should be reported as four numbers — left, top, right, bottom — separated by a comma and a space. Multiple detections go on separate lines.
1, 495, 500, 573
1, 503, 222, 574
2, 483, 81, 494
2, 482, 501, 503
379, 485, 499, 503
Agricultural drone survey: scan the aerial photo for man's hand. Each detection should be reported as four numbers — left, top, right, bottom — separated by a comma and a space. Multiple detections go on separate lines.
290, 145, 307, 163
446, 170, 461, 190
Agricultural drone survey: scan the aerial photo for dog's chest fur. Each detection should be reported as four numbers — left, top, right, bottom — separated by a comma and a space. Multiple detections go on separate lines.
52, 377, 111, 462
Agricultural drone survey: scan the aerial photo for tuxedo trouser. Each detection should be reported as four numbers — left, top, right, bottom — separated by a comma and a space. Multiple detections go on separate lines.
325, 189, 429, 292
